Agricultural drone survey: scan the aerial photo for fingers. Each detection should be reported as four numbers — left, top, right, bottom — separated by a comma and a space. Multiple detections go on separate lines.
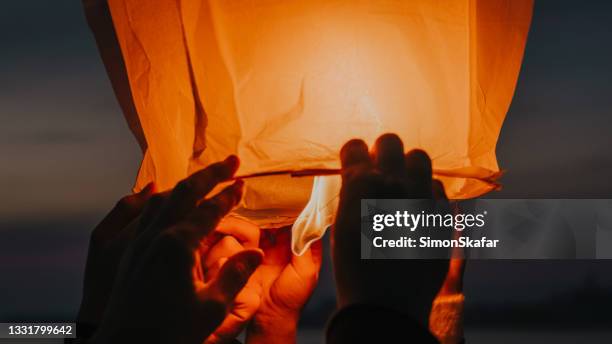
405, 149, 433, 197
138, 190, 170, 233
159, 156, 240, 227
199, 179, 244, 219
196, 213, 258, 261
187, 249, 262, 343
194, 180, 245, 228
204, 236, 244, 279
205, 257, 228, 282
174, 180, 245, 248
405, 149, 432, 181
339, 135, 437, 201
340, 139, 370, 169
200, 249, 263, 307
373, 133, 406, 175
291, 238, 323, 280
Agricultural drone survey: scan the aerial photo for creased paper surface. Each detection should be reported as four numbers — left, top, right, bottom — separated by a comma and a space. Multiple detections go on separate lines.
92, 0, 533, 254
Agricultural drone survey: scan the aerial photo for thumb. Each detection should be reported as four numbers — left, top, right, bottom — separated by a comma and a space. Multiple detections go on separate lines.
199, 249, 263, 308
291, 238, 323, 279
195, 249, 263, 338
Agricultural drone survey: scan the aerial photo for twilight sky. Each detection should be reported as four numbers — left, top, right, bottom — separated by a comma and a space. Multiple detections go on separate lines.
0, 0, 611, 321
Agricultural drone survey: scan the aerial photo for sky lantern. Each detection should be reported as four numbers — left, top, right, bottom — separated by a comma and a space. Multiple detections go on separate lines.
86, 0, 533, 255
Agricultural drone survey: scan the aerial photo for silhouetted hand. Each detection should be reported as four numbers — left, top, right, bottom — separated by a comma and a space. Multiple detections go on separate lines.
246, 227, 323, 344
77, 182, 155, 326
90, 156, 263, 344
332, 133, 449, 327
201, 217, 262, 343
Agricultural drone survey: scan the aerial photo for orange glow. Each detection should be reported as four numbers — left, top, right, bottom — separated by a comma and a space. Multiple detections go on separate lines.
100, 0, 533, 254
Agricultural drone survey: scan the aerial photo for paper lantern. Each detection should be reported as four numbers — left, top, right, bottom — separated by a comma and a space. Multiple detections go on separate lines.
85, 0, 533, 254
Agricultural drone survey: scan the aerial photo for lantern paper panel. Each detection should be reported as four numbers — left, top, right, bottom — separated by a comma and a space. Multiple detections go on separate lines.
93, 0, 533, 254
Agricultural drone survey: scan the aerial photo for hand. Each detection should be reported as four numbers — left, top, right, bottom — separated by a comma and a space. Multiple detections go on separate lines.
91, 156, 263, 344
332, 133, 449, 327
77, 182, 155, 326
201, 216, 262, 343
246, 227, 323, 344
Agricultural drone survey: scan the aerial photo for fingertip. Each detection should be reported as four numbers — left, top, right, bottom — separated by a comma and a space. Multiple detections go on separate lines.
340, 139, 370, 168
405, 149, 431, 167
213, 249, 263, 295
405, 149, 433, 197
374, 133, 405, 173
374, 133, 403, 150
233, 249, 264, 277
405, 149, 432, 176
243, 248, 264, 267
224, 155, 240, 173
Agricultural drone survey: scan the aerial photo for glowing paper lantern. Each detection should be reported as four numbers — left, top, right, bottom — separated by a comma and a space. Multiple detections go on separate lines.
86, 0, 533, 254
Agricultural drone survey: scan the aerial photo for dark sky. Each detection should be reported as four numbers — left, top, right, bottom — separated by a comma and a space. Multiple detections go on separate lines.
470, 0, 612, 306
1, 0, 611, 321
0, 1, 141, 319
